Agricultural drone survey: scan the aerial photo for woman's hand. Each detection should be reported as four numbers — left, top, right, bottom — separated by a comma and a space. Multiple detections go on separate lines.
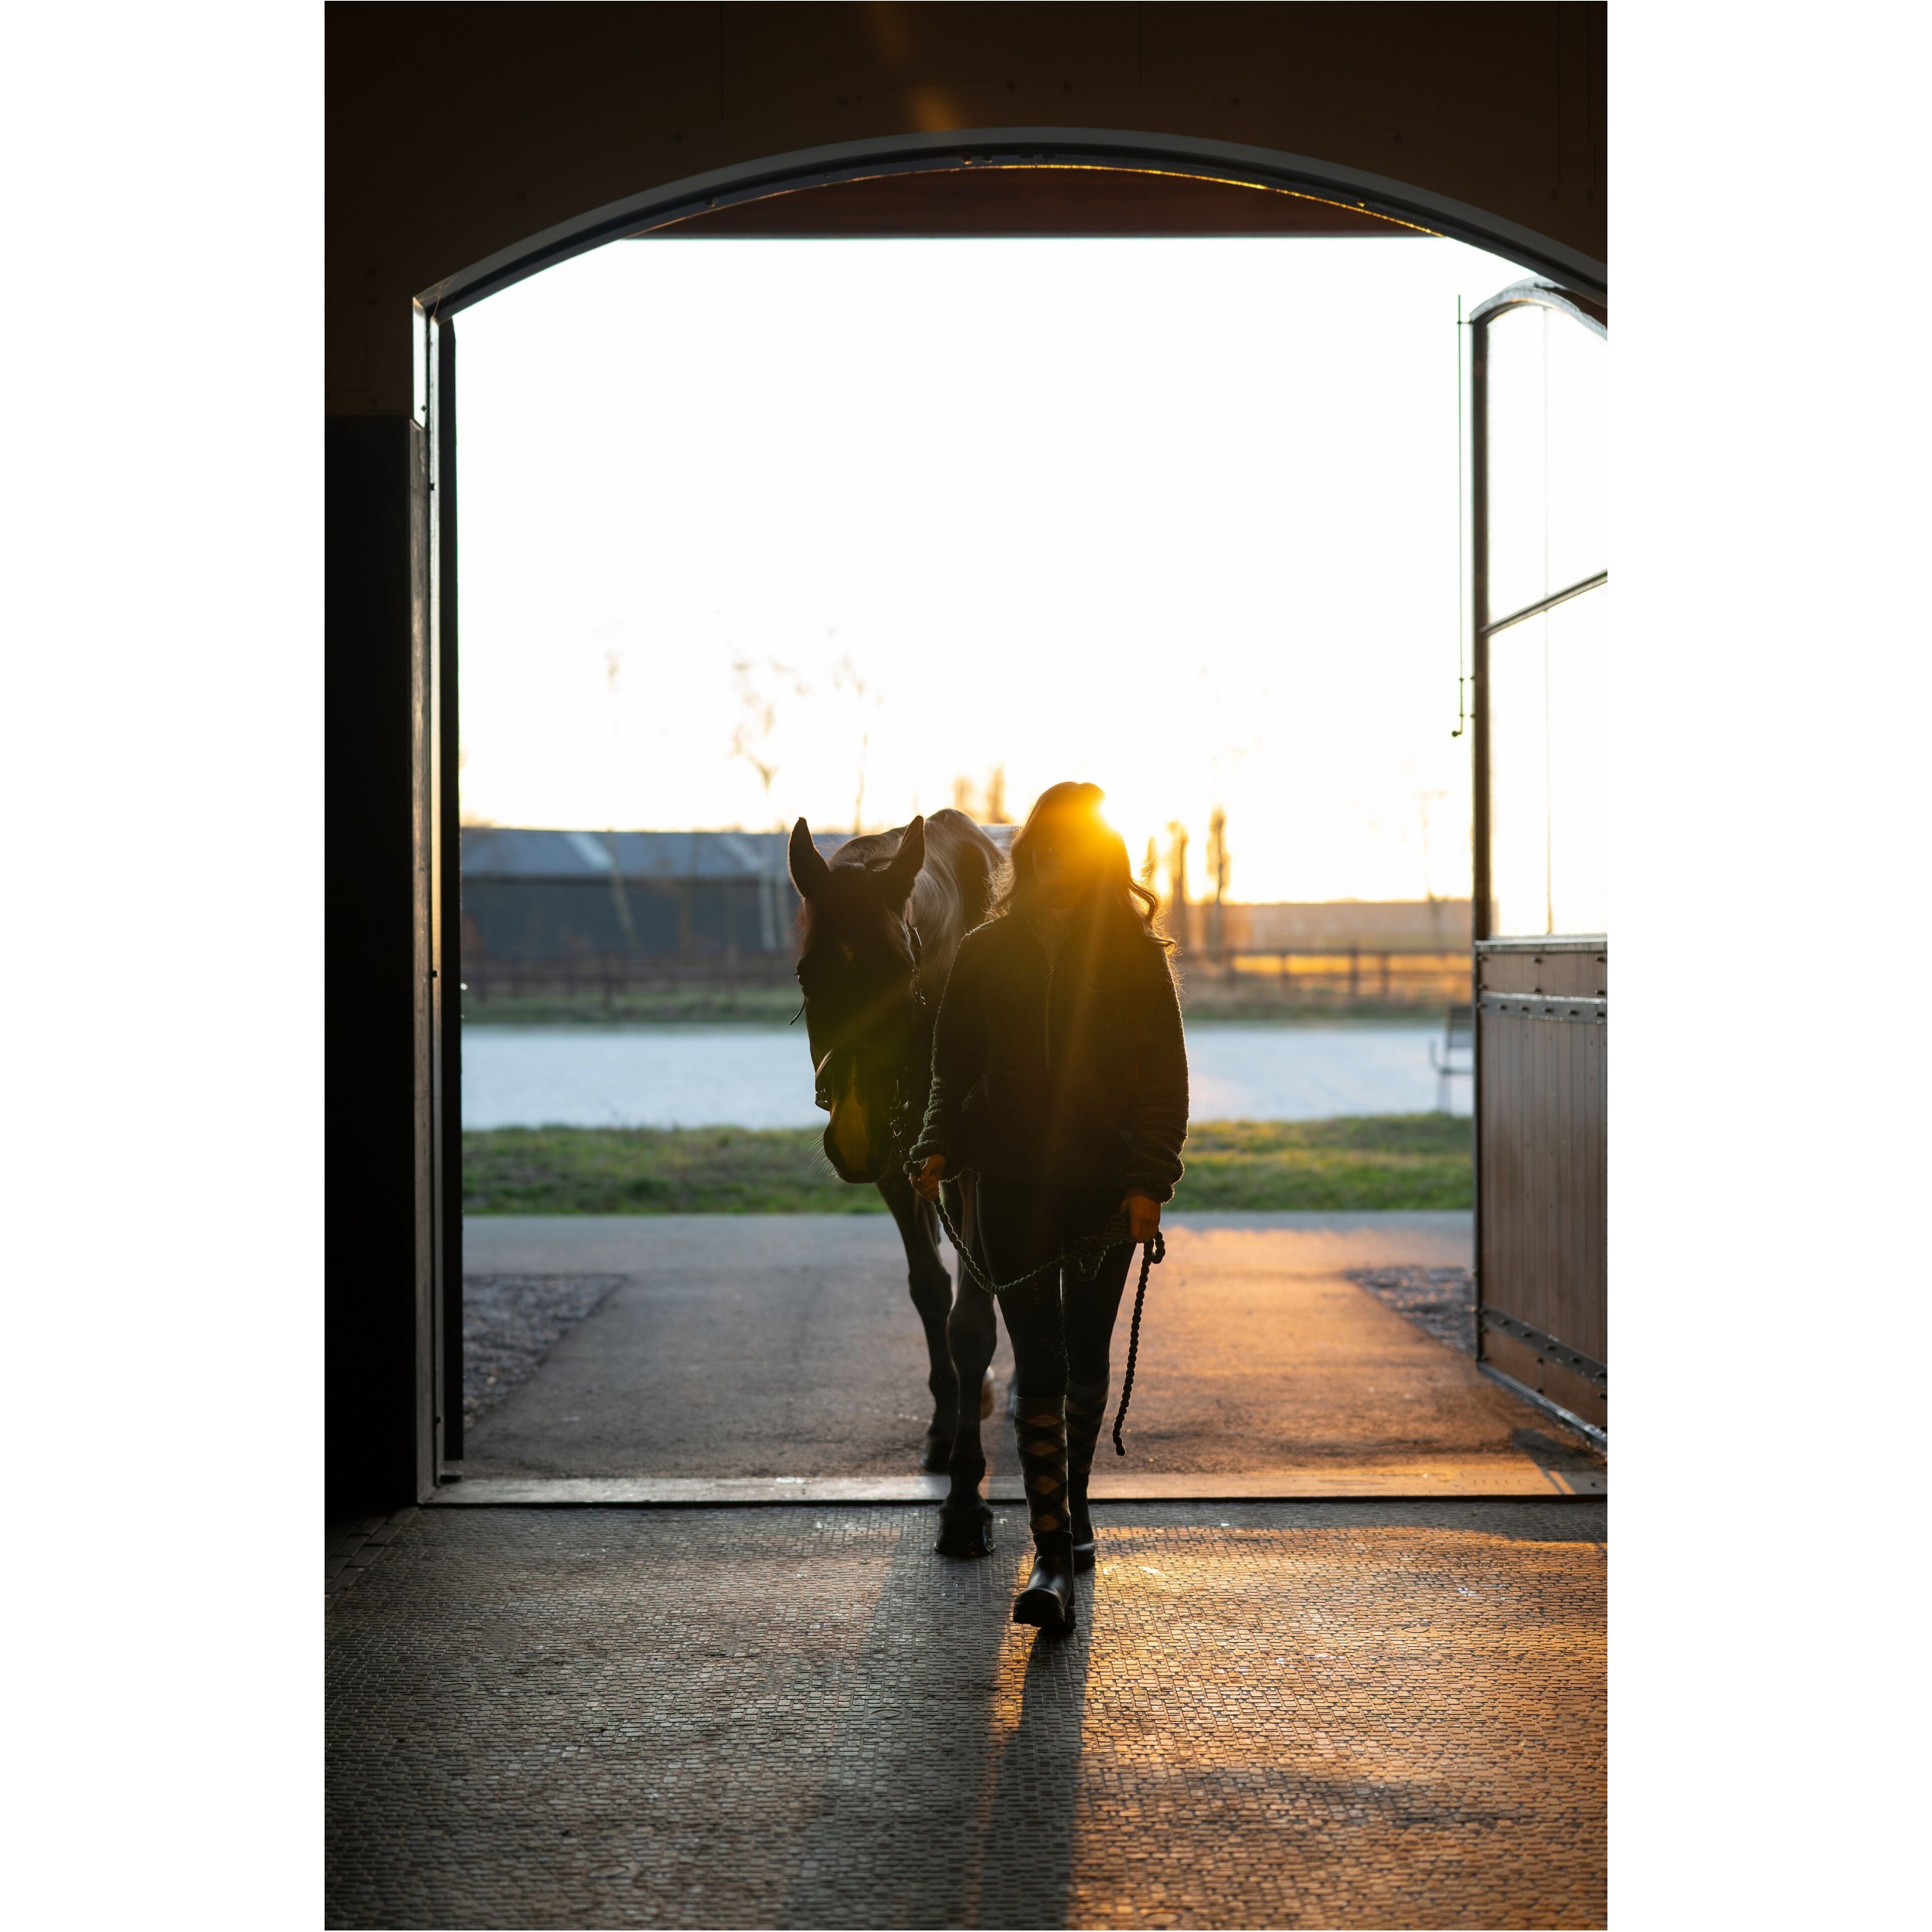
912, 1155, 946, 1201
1122, 1192, 1161, 1243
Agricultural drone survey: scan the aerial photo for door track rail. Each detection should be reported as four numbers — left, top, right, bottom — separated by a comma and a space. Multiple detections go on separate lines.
429, 1466, 1604, 1507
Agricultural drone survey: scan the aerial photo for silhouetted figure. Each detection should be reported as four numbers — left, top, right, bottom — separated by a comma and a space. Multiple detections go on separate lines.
913, 782, 1189, 1634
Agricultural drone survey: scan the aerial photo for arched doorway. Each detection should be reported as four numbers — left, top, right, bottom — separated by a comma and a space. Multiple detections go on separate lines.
403, 136, 1607, 1495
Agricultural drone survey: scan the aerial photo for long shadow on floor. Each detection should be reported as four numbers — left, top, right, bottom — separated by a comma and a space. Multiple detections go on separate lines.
969, 1616, 1090, 1929
784, 1510, 1088, 1930
327, 1501, 1604, 1929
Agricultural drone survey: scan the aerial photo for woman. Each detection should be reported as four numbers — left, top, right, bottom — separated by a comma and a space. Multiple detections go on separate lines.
910, 781, 1189, 1635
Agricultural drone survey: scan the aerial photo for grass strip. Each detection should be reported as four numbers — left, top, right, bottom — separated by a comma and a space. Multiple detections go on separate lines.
461, 1116, 1471, 1215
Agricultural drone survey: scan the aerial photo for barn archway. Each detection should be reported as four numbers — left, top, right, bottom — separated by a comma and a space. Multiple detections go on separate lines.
404, 134, 1607, 1496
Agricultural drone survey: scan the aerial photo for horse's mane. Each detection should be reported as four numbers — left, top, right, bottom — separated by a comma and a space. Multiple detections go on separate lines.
822, 808, 1004, 990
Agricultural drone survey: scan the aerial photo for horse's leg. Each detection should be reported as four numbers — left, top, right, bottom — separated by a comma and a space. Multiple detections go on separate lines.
876, 1166, 961, 1471
960, 1170, 998, 1420
937, 1170, 998, 1558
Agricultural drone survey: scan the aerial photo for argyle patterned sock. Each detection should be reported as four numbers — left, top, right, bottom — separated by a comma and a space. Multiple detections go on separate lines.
1064, 1378, 1109, 1543
1012, 1396, 1069, 1543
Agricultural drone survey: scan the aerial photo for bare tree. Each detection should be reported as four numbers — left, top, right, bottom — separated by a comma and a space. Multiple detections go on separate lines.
729, 658, 811, 828
728, 659, 779, 806
983, 764, 1012, 824
1206, 806, 1229, 957
1166, 821, 1190, 953
597, 650, 640, 948
1415, 786, 1451, 903
823, 656, 886, 832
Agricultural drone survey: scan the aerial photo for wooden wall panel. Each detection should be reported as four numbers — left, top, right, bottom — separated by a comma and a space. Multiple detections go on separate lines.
1476, 937, 1607, 1431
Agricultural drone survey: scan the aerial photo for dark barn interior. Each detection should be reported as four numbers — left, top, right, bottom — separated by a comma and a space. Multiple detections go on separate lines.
325, 12, 1612, 1923
327, 1, 1607, 1508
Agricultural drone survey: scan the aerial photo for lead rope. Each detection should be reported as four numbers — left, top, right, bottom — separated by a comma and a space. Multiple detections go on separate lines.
931, 1192, 1164, 1457
1111, 1230, 1162, 1457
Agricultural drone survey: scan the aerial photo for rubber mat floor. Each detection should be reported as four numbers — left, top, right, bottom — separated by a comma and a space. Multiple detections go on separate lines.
326, 1499, 1604, 1929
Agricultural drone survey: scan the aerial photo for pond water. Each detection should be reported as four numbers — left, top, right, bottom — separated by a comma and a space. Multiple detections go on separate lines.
461, 1022, 1471, 1129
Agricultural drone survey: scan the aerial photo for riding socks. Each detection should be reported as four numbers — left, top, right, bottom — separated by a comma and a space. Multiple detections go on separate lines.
1063, 1378, 1111, 1562
978, 1178, 1135, 1597
1013, 1396, 1070, 1539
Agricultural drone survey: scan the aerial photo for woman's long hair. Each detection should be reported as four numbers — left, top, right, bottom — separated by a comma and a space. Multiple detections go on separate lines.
992, 781, 1176, 968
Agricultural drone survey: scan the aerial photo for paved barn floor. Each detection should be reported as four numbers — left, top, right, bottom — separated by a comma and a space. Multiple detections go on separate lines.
326, 1500, 1605, 1930
460, 1213, 1598, 1486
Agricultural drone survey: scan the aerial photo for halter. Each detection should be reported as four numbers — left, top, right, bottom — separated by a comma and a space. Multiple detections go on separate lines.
801, 911, 934, 1175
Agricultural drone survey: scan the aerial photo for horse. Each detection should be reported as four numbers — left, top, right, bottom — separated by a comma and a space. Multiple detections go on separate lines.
787, 807, 1003, 1474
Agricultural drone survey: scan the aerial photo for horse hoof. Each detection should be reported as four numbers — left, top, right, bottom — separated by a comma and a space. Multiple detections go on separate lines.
920, 1431, 952, 1473
934, 1505, 994, 1560
980, 1369, 998, 1420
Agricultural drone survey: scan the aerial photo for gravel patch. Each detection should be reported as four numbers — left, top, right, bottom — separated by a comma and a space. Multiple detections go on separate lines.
461, 1274, 625, 1426
1349, 1264, 1476, 1356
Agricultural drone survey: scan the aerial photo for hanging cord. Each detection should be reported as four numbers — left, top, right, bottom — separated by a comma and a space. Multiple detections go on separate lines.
1111, 1236, 1159, 1457
930, 1192, 1165, 1456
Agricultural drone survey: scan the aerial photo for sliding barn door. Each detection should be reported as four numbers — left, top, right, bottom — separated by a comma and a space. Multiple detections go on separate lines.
1469, 282, 1608, 1435
410, 303, 464, 1490
430, 314, 464, 1473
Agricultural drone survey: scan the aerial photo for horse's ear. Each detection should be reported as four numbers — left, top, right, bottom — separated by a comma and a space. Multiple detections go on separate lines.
788, 817, 831, 900
882, 816, 926, 910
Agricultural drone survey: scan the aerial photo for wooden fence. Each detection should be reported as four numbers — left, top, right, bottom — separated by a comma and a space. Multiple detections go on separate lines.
1189, 949, 1474, 1008
462, 944, 1475, 1017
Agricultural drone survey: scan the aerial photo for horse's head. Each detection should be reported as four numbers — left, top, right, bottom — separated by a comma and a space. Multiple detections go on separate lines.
788, 815, 928, 1184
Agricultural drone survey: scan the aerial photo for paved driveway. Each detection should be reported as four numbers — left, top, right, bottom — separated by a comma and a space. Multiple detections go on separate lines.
460, 1213, 1595, 1485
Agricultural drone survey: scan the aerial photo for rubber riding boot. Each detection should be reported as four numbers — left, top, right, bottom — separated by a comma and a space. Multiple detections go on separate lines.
1013, 1531, 1078, 1634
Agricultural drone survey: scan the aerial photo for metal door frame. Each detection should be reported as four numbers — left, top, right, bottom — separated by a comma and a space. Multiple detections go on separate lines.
1468, 277, 1607, 947
410, 140, 1608, 1494
1466, 280, 1609, 1442
417, 128, 1606, 319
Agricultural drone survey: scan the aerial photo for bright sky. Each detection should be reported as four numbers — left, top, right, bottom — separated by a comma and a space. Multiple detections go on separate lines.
457, 234, 1529, 903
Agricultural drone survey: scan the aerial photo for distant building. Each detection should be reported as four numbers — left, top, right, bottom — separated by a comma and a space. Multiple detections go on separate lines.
461, 824, 1016, 964
461, 828, 818, 962
461, 827, 1464, 967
